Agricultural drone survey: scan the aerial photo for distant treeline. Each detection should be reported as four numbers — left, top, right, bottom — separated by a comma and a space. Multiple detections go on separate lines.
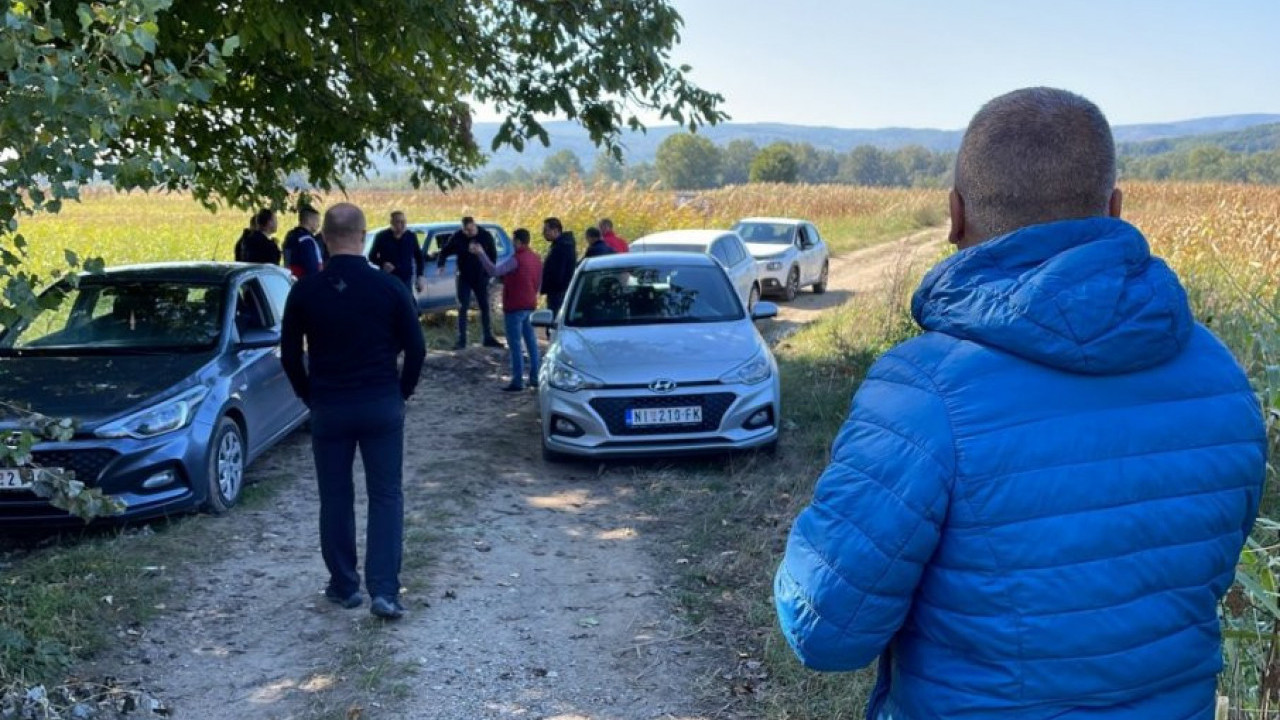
464, 127, 1280, 189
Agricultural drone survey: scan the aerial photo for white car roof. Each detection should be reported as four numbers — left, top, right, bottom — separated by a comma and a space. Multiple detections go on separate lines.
736, 217, 804, 225
579, 251, 718, 271
631, 229, 739, 247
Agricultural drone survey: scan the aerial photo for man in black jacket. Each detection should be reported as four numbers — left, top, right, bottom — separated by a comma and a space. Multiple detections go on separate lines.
436, 216, 501, 349
280, 202, 426, 621
583, 226, 615, 258
234, 209, 282, 265
369, 211, 427, 293
540, 217, 577, 326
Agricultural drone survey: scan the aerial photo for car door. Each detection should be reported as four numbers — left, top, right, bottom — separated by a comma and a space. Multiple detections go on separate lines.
258, 272, 309, 433
724, 235, 756, 305
804, 223, 829, 282
794, 225, 816, 284
422, 228, 461, 310
230, 276, 293, 455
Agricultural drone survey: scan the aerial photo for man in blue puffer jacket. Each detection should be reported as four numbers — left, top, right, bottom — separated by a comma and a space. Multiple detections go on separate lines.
774, 87, 1268, 720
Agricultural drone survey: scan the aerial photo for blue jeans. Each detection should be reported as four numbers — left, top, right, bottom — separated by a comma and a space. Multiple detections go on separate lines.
309, 394, 405, 599
503, 310, 540, 387
456, 275, 495, 344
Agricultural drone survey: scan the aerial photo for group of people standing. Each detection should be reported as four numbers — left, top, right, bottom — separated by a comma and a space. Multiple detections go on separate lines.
234, 207, 327, 279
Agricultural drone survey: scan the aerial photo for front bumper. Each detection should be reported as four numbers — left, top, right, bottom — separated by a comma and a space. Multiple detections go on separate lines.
539, 379, 780, 459
0, 424, 210, 529
755, 260, 789, 293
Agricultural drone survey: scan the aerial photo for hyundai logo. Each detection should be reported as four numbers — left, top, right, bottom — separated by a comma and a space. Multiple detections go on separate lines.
649, 379, 678, 393
3, 431, 21, 450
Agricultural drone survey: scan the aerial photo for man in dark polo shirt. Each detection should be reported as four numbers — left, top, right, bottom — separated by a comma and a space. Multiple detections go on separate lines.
281, 202, 426, 620
369, 210, 427, 294
435, 216, 501, 349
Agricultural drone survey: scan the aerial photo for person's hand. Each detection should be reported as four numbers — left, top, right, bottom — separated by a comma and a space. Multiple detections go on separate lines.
468, 241, 482, 255
381, 262, 395, 273
415, 276, 427, 294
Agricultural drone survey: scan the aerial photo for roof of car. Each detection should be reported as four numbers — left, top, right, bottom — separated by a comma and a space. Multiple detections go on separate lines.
86, 262, 273, 284
578, 251, 718, 271
736, 217, 803, 225
630, 229, 737, 247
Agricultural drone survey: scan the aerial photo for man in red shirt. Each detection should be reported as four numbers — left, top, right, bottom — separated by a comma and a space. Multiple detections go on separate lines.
599, 218, 629, 254
470, 228, 544, 391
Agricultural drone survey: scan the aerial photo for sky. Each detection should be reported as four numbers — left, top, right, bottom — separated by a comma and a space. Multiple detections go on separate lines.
652, 0, 1280, 129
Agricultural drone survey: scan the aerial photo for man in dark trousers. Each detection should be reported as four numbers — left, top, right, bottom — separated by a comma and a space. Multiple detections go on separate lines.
436, 216, 501, 349
280, 202, 426, 620
234, 208, 281, 265
470, 227, 543, 391
369, 210, 427, 295
583, 226, 615, 258
539, 217, 577, 326
282, 206, 324, 278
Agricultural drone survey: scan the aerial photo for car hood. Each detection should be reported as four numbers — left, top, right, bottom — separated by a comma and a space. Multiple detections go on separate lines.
745, 242, 792, 259
554, 323, 763, 384
0, 353, 212, 427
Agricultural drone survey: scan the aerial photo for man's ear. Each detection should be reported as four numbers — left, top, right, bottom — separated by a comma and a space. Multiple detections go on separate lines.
949, 189, 965, 247
1108, 188, 1123, 218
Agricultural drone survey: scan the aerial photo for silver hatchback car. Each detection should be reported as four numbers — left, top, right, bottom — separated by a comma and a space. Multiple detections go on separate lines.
533, 252, 781, 461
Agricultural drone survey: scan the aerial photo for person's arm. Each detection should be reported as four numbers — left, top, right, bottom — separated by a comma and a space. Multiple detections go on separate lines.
474, 249, 515, 277
368, 234, 386, 267
436, 234, 458, 268
279, 286, 310, 405
298, 237, 321, 276
394, 284, 426, 399
410, 233, 426, 277
774, 350, 954, 671
483, 233, 498, 263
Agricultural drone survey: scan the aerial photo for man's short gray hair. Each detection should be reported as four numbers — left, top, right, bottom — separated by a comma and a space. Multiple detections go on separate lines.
955, 87, 1116, 240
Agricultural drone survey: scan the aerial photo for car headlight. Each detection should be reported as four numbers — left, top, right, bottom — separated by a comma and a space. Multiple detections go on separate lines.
765, 261, 783, 271
547, 360, 604, 393
96, 386, 210, 439
720, 354, 772, 385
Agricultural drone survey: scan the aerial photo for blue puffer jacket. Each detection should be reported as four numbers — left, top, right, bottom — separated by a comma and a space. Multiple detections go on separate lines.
775, 218, 1267, 719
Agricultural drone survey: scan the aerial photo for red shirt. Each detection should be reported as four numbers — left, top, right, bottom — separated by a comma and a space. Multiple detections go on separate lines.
603, 231, 629, 254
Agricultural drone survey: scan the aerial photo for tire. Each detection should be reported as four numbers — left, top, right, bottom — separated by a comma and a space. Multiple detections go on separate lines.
203, 417, 245, 514
782, 266, 800, 302
813, 261, 829, 294
747, 283, 761, 312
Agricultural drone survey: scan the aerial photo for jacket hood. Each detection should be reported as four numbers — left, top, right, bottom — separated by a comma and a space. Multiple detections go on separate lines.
911, 218, 1193, 375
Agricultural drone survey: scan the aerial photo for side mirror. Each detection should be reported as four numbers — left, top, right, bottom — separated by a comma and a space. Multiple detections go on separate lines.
531, 309, 556, 328
238, 327, 281, 349
751, 301, 779, 321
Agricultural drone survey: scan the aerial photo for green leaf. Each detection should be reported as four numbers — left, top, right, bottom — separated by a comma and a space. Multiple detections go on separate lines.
221, 35, 241, 56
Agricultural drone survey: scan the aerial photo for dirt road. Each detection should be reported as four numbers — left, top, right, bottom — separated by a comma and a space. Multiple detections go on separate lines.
83, 228, 946, 719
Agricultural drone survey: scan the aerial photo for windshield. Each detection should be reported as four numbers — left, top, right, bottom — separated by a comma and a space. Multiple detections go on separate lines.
565, 264, 744, 328
732, 222, 796, 245
0, 280, 226, 353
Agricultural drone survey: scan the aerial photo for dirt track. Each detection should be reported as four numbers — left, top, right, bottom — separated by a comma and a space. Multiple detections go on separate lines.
81, 227, 947, 719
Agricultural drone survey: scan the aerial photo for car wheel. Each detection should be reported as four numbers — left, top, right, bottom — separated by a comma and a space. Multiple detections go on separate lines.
204, 417, 245, 515
813, 262, 829, 294
783, 266, 800, 301
542, 442, 569, 464
747, 283, 761, 312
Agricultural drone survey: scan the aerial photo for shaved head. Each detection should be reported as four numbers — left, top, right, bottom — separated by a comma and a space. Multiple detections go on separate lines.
323, 203, 367, 254
954, 87, 1117, 245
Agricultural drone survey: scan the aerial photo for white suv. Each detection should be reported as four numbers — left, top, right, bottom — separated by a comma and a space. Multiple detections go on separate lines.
732, 217, 830, 301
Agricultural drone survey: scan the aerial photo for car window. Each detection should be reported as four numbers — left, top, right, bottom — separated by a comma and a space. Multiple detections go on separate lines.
1, 281, 225, 351
565, 264, 743, 327
259, 273, 292, 326
796, 226, 810, 248
806, 223, 824, 246
235, 279, 272, 335
724, 236, 747, 266
709, 240, 733, 266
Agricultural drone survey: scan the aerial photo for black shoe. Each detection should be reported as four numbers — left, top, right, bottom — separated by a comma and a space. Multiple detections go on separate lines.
324, 588, 363, 609
501, 383, 524, 392
483, 337, 504, 348
370, 596, 405, 619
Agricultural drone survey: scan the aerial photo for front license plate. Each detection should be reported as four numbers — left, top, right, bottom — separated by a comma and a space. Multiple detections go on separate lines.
626, 406, 703, 428
0, 467, 36, 491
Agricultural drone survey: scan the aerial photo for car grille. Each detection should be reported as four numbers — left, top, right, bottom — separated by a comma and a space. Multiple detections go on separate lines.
29, 449, 119, 485
590, 393, 736, 436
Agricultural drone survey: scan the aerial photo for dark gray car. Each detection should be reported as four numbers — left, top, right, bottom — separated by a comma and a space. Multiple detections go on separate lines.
0, 262, 309, 528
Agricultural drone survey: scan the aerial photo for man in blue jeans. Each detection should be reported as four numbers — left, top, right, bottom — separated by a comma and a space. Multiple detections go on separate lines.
281, 202, 426, 620
471, 228, 544, 391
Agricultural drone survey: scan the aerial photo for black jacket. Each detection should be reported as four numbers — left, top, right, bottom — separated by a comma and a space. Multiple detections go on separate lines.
584, 239, 615, 258
235, 230, 281, 265
540, 232, 578, 295
437, 228, 498, 283
369, 229, 425, 288
280, 254, 426, 406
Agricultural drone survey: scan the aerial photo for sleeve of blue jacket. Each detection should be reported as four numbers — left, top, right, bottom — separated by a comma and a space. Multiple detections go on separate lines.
775, 349, 955, 671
